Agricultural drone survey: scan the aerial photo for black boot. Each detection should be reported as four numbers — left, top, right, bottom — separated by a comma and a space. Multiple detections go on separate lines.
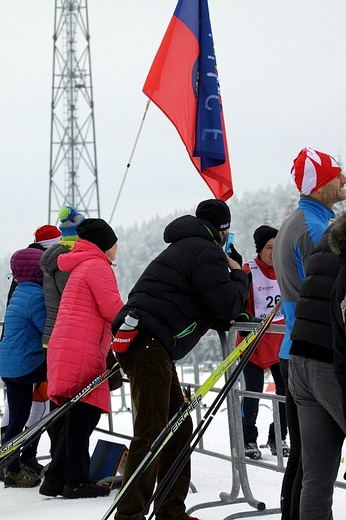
20, 429, 44, 476
62, 482, 110, 499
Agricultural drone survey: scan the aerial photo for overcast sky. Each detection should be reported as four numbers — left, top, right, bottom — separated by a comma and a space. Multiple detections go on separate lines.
1, 0, 346, 256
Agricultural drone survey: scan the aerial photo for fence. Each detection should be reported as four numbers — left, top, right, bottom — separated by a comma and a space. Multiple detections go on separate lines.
187, 324, 284, 518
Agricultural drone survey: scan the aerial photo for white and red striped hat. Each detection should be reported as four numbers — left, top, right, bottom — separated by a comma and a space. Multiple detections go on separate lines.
291, 147, 341, 195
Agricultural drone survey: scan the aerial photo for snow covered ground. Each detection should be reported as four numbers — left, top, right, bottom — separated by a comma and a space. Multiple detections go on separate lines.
1, 373, 346, 520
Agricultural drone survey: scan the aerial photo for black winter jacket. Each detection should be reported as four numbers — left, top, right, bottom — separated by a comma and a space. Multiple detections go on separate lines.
290, 224, 341, 363
39, 243, 70, 344
329, 212, 346, 418
112, 215, 248, 360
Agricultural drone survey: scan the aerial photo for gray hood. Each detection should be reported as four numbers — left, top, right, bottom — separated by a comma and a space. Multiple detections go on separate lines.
39, 243, 69, 275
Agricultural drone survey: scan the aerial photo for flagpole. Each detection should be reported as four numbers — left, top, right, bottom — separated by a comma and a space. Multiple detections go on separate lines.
109, 98, 151, 225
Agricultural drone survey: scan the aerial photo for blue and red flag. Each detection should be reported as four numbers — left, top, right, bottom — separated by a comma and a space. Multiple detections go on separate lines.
143, 0, 233, 201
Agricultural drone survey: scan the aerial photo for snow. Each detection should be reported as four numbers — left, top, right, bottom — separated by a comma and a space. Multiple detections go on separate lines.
1, 374, 346, 520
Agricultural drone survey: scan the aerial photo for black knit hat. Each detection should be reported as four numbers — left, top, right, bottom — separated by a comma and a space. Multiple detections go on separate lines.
253, 225, 278, 254
195, 199, 231, 230
76, 218, 117, 252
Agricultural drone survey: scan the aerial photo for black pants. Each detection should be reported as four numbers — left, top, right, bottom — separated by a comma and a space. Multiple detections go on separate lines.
47, 400, 66, 458
44, 401, 101, 487
242, 360, 287, 443
280, 359, 302, 520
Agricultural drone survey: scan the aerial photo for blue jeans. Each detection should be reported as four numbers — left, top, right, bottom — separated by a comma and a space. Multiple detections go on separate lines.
289, 355, 346, 520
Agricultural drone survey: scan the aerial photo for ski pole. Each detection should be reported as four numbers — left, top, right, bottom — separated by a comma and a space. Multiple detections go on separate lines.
100, 301, 281, 520
140, 306, 279, 520
0, 359, 121, 471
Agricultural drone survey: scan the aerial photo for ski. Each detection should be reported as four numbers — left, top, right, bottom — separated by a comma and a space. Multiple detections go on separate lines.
100, 301, 281, 520
0, 359, 121, 471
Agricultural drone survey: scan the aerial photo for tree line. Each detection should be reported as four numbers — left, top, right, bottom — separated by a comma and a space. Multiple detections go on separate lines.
2, 182, 345, 362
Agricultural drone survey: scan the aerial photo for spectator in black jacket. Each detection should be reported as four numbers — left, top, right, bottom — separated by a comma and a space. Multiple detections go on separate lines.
330, 212, 346, 421
111, 199, 248, 520
288, 224, 346, 520
39, 205, 85, 459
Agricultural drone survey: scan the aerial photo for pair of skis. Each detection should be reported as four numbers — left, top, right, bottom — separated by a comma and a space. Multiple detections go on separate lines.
101, 300, 281, 520
0, 359, 121, 471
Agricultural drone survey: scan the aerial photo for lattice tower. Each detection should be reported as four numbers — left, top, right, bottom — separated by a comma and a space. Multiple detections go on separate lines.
48, 0, 100, 221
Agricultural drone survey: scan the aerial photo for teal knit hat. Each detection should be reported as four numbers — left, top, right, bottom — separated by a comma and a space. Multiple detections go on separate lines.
58, 205, 85, 241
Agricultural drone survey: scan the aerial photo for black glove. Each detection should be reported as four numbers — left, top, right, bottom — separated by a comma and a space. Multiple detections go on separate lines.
227, 244, 242, 267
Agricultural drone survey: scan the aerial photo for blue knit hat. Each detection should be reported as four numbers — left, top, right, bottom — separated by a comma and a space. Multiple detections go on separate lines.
58, 205, 85, 241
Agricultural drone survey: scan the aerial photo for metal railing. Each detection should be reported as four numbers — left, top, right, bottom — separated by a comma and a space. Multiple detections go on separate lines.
98, 323, 346, 518
187, 323, 346, 519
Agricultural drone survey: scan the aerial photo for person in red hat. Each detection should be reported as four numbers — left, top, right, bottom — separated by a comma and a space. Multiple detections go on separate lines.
273, 147, 346, 519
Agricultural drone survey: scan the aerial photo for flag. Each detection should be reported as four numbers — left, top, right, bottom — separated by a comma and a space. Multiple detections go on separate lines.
143, 0, 233, 201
